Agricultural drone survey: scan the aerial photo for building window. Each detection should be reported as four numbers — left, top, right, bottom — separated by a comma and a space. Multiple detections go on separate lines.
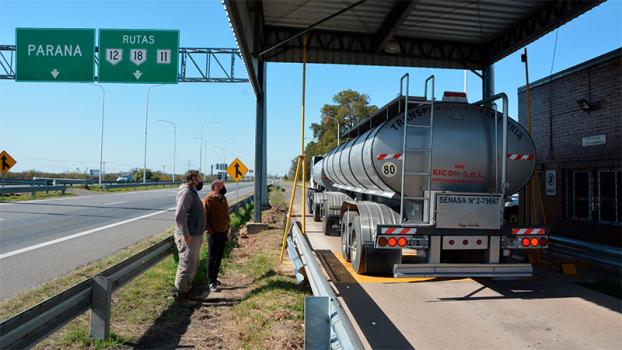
565, 169, 621, 224
573, 171, 592, 220
598, 170, 621, 223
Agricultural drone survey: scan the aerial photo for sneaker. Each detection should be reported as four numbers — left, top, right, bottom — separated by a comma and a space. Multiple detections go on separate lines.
209, 283, 221, 292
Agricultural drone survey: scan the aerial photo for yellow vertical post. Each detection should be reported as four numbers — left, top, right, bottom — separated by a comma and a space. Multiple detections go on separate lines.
301, 36, 308, 235
279, 156, 301, 262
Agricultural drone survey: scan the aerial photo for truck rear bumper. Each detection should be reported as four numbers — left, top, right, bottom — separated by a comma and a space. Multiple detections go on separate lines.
393, 263, 532, 278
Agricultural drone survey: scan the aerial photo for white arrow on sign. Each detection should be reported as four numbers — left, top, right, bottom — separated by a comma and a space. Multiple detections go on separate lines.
50, 69, 60, 79
133, 70, 143, 80
130, 49, 147, 66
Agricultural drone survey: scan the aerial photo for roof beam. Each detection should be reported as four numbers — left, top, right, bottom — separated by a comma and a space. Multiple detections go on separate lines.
262, 26, 485, 70
486, 0, 604, 64
373, 0, 418, 53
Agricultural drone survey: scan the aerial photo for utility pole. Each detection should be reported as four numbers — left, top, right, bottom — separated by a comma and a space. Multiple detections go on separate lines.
158, 119, 176, 183
143, 84, 165, 184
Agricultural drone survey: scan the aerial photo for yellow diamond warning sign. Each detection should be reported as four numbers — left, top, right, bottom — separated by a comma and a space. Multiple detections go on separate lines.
226, 158, 248, 182
0, 150, 16, 174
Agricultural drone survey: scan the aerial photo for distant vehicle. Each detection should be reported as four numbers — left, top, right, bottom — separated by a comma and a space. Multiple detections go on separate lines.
116, 174, 133, 183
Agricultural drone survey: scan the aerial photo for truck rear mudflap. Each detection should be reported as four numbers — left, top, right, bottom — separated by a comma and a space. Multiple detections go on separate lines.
393, 263, 533, 278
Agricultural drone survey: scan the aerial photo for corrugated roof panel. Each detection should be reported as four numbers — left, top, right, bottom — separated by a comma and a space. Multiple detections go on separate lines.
263, 0, 392, 33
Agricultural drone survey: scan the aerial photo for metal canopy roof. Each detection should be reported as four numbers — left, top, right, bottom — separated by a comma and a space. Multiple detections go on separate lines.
224, 0, 603, 96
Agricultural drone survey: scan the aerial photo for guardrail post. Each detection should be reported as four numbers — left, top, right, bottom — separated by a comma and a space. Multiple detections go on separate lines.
89, 275, 113, 340
304, 296, 331, 350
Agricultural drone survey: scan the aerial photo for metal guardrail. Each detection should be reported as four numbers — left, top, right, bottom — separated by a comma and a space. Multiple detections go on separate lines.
33, 177, 94, 186
100, 181, 179, 189
549, 235, 622, 269
287, 221, 364, 350
0, 195, 254, 349
0, 185, 66, 196
2, 178, 50, 185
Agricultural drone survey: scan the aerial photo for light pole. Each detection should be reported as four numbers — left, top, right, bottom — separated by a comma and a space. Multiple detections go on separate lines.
143, 84, 165, 184
325, 116, 340, 145
199, 121, 220, 174
158, 119, 176, 182
194, 137, 208, 175
86, 84, 106, 187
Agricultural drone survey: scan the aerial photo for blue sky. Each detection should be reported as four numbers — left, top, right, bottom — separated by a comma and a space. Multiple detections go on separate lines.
1, 0, 620, 176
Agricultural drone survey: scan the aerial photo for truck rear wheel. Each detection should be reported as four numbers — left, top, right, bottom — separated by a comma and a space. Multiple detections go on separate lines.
341, 211, 357, 262
350, 215, 401, 275
313, 202, 322, 222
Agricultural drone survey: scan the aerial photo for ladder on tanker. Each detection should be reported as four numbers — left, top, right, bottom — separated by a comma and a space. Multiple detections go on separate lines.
398, 74, 435, 223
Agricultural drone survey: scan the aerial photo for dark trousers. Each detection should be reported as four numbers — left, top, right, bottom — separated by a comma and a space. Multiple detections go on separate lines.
207, 233, 227, 285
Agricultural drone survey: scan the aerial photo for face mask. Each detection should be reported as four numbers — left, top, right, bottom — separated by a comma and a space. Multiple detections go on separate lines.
195, 181, 204, 191
219, 187, 227, 196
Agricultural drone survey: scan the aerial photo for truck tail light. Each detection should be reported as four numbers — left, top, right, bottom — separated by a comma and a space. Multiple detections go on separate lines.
388, 237, 397, 247
530, 237, 539, 247
521, 238, 530, 247
378, 237, 387, 247
539, 237, 548, 247
397, 237, 408, 247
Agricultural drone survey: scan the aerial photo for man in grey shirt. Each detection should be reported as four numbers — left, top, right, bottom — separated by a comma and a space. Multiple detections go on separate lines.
173, 170, 206, 301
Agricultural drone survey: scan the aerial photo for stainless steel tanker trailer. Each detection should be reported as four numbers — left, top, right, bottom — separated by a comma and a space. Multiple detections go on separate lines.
308, 75, 547, 277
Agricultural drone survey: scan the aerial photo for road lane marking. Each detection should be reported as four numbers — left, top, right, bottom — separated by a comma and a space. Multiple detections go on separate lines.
0, 206, 176, 259
104, 201, 127, 205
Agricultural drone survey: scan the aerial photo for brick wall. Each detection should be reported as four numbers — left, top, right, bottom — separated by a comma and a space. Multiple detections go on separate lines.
518, 49, 622, 246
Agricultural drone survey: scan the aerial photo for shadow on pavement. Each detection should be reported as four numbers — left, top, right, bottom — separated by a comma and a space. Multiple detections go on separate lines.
432, 273, 622, 314
316, 249, 415, 350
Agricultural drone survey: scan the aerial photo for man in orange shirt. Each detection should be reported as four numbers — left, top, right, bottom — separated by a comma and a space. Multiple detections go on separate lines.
203, 180, 230, 292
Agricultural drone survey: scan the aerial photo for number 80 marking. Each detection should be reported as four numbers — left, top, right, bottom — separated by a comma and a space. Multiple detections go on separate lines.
382, 162, 397, 177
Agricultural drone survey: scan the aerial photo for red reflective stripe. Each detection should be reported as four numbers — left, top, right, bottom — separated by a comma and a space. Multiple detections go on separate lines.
507, 153, 533, 160
513, 228, 545, 235
399, 228, 410, 234
385, 227, 396, 234
392, 154, 402, 159
377, 154, 387, 160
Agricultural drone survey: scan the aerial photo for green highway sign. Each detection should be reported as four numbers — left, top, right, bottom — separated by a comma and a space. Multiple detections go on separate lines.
98, 29, 179, 83
16, 28, 95, 82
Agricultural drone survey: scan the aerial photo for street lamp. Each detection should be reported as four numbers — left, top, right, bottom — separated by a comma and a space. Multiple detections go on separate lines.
194, 137, 208, 175
324, 116, 340, 145
199, 121, 220, 174
143, 84, 165, 184
85, 84, 106, 187
158, 119, 176, 182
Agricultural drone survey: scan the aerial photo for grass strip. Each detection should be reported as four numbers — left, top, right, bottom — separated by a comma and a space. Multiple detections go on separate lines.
0, 191, 74, 202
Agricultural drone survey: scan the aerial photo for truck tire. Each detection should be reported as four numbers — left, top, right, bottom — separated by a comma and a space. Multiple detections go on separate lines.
313, 202, 322, 222
341, 211, 357, 262
350, 215, 401, 275
322, 215, 333, 235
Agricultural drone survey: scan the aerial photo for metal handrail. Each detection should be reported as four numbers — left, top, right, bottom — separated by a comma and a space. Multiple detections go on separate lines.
423, 75, 435, 223
398, 73, 409, 221
474, 93, 509, 195
0, 195, 255, 349
288, 221, 365, 350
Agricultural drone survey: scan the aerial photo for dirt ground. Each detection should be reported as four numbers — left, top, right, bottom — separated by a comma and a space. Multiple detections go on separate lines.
132, 200, 307, 350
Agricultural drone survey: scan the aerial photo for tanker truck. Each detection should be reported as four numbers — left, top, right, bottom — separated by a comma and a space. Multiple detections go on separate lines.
310, 74, 547, 277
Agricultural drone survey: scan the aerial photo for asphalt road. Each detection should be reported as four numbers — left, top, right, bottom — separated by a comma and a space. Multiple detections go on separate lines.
0, 182, 254, 300
290, 186, 622, 350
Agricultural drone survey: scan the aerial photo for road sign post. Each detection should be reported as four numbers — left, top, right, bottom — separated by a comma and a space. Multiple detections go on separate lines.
98, 29, 179, 83
227, 158, 249, 204
16, 28, 95, 82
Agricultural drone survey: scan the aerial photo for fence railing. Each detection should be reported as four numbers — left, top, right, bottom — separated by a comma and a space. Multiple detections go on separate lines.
100, 181, 179, 189
549, 235, 622, 269
0, 195, 254, 349
286, 221, 364, 350
0, 185, 66, 196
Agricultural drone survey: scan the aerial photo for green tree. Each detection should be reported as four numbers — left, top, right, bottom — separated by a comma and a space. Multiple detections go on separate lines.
290, 90, 377, 180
